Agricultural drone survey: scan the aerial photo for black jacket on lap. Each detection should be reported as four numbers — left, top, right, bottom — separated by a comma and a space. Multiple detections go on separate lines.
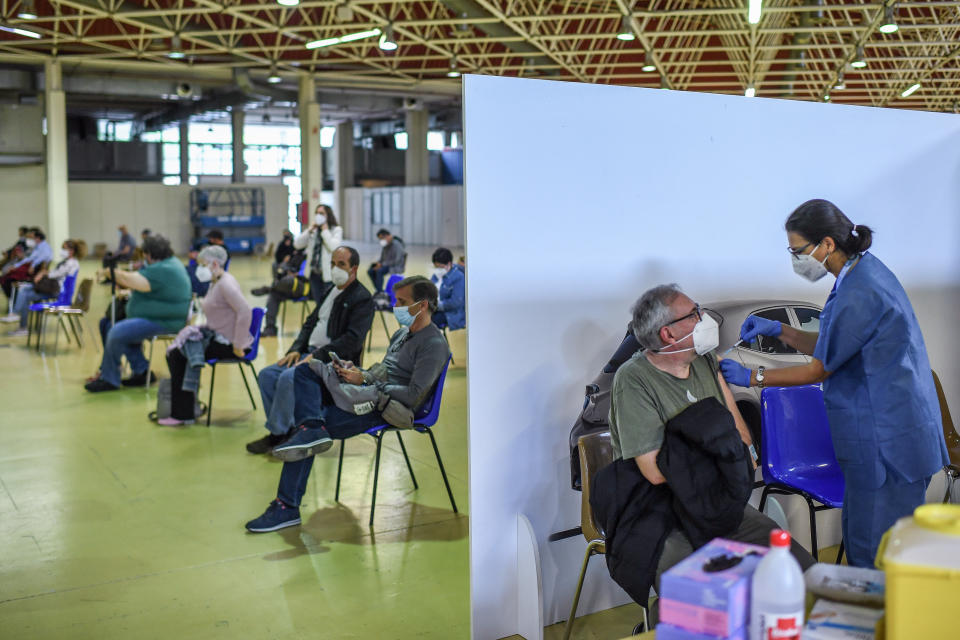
590, 397, 753, 604
287, 279, 374, 365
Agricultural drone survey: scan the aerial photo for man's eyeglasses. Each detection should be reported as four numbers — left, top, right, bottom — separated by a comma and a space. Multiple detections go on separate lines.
788, 242, 813, 258
666, 303, 702, 326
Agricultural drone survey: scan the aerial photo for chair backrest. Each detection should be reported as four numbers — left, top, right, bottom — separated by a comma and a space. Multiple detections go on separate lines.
578, 431, 613, 542
760, 385, 840, 486
73, 278, 93, 312
54, 273, 78, 306
933, 370, 960, 467
414, 356, 452, 426
243, 307, 266, 361
297, 258, 307, 277
385, 273, 404, 307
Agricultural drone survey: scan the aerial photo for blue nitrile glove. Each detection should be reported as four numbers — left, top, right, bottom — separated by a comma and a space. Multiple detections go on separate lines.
720, 359, 752, 388
740, 315, 782, 343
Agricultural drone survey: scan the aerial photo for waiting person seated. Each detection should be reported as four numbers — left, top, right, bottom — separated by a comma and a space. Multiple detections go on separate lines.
85, 235, 192, 393
2, 239, 83, 336
245, 276, 450, 533
596, 284, 814, 615
1, 227, 53, 299
273, 230, 295, 271
429, 247, 465, 331
100, 225, 137, 273
295, 205, 344, 305
161, 245, 252, 426
0, 226, 29, 271
250, 249, 310, 337
246, 246, 375, 454
366, 228, 405, 293
187, 230, 231, 297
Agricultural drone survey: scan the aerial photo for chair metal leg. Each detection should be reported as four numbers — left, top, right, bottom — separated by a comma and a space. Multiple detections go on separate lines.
145, 337, 156, 393
279, 300, 286, 334
335, 440, 345, 502
836, 540, 845, 564
38, 313, 50, 353
369, 432, 385, 527
237, 362, 257, 411
379, 310, 391, 342
206, 363, 216, 426
68, 315, 83, 348
758, 484, 770, 513
366, 322, 374, 353
395, 431, 419, 489
563, 540, 602, 640
806, 496, 819, 562
426, 429, 458, 514
52, 315, 63, 355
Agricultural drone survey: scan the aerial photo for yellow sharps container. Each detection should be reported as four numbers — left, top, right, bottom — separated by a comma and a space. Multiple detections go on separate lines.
876, 503, 960, 639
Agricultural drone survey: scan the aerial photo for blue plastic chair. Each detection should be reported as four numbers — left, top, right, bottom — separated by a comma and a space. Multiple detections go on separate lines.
334, 357, 457, 526
759, 385, 845, 562
279, 259, 312, 333
26, 272, 78, 351
205, 307, 265, 426
366, 273, 404, 352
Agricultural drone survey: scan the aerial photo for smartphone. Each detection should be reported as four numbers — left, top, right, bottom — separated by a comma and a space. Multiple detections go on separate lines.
329, 351, 344, 366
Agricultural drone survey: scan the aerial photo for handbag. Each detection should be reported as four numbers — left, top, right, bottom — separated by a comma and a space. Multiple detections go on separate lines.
148, 378, 207, 422
33, 276, 60, 297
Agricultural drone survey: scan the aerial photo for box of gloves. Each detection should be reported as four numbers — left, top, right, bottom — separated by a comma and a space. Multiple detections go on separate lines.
657, 538, 768, 639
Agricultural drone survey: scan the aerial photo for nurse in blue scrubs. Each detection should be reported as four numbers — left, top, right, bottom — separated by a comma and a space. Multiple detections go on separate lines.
719, 199, 949, 567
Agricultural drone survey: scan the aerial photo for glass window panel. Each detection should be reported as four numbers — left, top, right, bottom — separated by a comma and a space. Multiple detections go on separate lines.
162, 144, 180, 176
114, 122, 132, 141
161, 127, 180, 143
320, 126, 336, 148
794, 307, 821, 333
427, 131, 445, 151
394, 132, 408, 150
162, 176, 181, 185
188, 122, 232, 144
141, 131, 162, 143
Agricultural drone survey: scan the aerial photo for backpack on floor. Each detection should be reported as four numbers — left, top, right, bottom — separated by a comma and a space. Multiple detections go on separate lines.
148, 378, 206, 422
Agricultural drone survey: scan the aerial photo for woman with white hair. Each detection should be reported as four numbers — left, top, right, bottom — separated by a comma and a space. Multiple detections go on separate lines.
161, 244, 253, 425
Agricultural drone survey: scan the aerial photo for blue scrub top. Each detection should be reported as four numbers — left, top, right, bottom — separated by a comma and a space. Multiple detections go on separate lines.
814, 252, 949, 489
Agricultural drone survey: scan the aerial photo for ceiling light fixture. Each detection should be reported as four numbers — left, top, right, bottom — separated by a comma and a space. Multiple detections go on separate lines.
823, 94, 831, 102
277, 0, 299, 6
267, 65, 282, 83
660, 75, 669, 90
17, 0, 38, 20
901, 82, 920, 98
0, 24, 41, 38
833, 73, 846, 90
748, 0, 762, 25
745, 83, 756, 98
305, 28, 381, 50
168, 34, 185, 59
851, 45, 867, 68
447, 57, 461, 78
642, 51, 656, 73
379, 24, 398, 51
616, 15, 635, 41
879, 4, 898, 34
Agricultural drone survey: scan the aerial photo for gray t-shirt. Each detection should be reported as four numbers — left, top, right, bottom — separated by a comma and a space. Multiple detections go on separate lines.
609, 352, 725, 460
368, 323, 449, 409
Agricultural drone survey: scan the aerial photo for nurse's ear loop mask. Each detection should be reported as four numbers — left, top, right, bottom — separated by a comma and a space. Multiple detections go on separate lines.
791, 241, 833, 282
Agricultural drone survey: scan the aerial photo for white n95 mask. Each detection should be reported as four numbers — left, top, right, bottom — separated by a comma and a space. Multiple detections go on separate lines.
195, 265, 213, 283
792, 243, 831, 282
314, 214, 326, 226
658, 313, 720, 356
330, 266, 350, 287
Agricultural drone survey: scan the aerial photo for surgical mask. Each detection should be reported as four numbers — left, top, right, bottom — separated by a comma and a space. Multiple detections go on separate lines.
792, 242, 831, 282
393, 301, 423, 327
60, 249, 70, 258
314, 214, 326, 226
379, 239, 388, 247
330, 266, 350, 287
657, 313, 720, 356
195, 265, 213, 283
432, 266, 448, 281
25, 238, 36, 248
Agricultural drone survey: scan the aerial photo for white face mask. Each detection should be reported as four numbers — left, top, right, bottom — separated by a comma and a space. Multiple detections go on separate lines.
432, 266, 448, 281
657, 313, 720, 356
60, 248, 70, 258
314, 214, 326, 226
792, 242, 831, 282
379, 238, 388, 247
330, 266, 350, 287
195, 265, 213, 283
25, 238, 36, 248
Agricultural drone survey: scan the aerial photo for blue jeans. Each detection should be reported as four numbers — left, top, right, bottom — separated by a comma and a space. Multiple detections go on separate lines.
366, 264, 392, 293
13, 284, 46, 329
98, 317, 168, 387
276, 363, 385, 507
257, 363, 299, 435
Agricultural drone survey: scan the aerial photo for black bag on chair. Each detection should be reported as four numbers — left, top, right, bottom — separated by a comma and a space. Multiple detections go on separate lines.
33, 276, 60, 297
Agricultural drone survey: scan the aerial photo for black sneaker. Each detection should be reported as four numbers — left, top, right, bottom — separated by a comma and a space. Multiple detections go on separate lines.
121, 370, 157, 387
245, 499, 301, 533
261, 326, 278, 337
272, 424, 333, 462
250, 286, 271, 296
84, 379, 120, 393
245, 432, 287, 455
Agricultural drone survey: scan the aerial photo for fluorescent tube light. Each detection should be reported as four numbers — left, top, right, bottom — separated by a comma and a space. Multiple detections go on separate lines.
745, 84, 756, 98
901, 83, 920, 98
0, 25, 41, 38
306, 28, 381, 49
748, 0, 762, 25
277, 0, 299, 5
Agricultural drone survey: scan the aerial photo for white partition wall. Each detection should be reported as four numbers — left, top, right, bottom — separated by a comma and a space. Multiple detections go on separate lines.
464, 75, 960, 639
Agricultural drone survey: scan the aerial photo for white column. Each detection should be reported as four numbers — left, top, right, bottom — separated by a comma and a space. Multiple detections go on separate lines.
405, 108, 429, 185
299, 75, 322, 226
231, 109, 245, 183
334, 120, 354, 233
179, 120, 189, 183
44, 60, 69, 249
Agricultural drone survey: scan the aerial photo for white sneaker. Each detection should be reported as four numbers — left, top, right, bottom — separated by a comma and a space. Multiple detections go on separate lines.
0, 313, 20, 323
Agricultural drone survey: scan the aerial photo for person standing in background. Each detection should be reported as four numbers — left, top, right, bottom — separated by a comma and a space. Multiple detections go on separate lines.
294, 205, 343, 306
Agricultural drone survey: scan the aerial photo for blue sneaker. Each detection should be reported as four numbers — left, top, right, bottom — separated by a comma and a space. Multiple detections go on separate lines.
245, 499, 301, 533
272, 424, 333, 462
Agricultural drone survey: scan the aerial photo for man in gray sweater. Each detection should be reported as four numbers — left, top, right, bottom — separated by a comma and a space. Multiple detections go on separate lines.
245, 276, 450, 533
366, 228, 405, 292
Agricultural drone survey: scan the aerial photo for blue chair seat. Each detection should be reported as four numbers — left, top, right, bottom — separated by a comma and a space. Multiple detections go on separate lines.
27, 273, 78, 351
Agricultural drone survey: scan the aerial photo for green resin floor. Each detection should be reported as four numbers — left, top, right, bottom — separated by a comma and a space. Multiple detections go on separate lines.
0, 249, 469, 639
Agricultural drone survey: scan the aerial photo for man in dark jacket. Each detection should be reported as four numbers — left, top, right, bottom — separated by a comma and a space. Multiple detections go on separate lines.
246, 246, 374, 454
600, 284, 814, 612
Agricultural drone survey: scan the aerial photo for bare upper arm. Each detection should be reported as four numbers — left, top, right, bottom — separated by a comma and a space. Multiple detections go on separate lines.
634, 450, 667, 485
717, 371, 753, 446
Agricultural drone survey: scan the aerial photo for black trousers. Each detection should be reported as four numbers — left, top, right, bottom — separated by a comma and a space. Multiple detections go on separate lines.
165, 341, 236, 420
309, 271, 326, 306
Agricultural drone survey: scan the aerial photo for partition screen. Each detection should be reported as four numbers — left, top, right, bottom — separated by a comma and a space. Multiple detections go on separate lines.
464, 74, 960, 639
